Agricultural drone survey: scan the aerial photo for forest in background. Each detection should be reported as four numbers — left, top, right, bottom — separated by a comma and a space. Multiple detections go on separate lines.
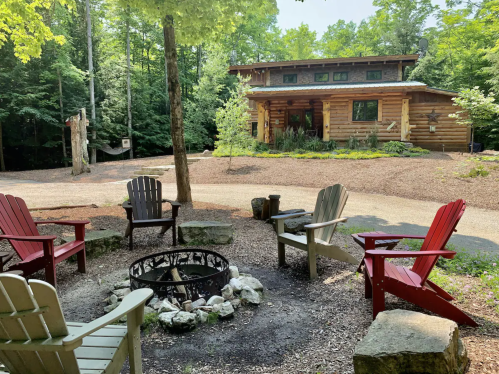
0, 0, 498, 171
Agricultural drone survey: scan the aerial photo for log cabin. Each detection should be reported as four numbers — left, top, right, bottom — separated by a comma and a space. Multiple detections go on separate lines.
229, 54, 469, 151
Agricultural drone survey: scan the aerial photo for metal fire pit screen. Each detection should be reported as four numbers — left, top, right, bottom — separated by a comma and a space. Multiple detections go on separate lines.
129, 248, 230, 303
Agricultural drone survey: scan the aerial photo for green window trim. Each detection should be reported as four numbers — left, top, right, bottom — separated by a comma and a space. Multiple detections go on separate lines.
314, 73, 329, 82
352, 100, 378, 121
333, 72, 348, 81
366, 70, 382, 80
283, 74, 297, 84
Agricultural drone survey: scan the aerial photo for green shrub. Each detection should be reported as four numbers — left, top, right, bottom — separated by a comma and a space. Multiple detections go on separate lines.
408, 146, 430, 154
347, 135, 360, 150
296, 127, 306, 149
250, 140, 269, 152
304, 136, 324, 152
383, 141, 407, 153
460, 164, 490, 178
323, 139, 338, 151
366, 126, 379, 149
293, 148, 307, 154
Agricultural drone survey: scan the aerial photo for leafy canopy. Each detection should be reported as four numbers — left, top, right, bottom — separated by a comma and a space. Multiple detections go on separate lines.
449, 87, 499, 129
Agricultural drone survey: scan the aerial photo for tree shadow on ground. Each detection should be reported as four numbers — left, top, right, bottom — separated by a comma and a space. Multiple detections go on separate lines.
226, 165, 262, 175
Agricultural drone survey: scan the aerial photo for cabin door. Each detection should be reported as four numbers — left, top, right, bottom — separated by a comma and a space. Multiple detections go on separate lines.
287, 109, 303, 132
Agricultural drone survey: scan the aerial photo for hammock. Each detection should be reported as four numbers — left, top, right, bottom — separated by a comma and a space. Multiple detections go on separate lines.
99, 143, 130, 155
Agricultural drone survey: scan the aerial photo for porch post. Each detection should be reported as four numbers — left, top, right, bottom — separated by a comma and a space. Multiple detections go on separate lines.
322, 101, 330, 141
264, 101, 270, 144
257, 101, 265, 142
401, 98, 410, 141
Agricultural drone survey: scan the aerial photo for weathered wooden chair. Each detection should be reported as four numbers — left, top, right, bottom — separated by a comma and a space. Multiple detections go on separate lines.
123, 176, 180, 250
0, 273, 153, 374
358, 199, 477, 326
272, 184, 358, 280
0, 194, 89, 287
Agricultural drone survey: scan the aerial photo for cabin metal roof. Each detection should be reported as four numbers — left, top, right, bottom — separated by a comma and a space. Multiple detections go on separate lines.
250, 81, 427, 93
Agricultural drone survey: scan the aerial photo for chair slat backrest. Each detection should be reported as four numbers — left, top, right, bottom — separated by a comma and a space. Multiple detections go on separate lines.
127, 177, 162, 221
0, 274, 79, 374
312, 184, 349, 243
412, 200, 466, 284
0, 194, 41, 260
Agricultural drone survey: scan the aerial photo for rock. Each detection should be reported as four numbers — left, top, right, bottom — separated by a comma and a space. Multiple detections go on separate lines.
112, 288, 131, 300
158, 311, 178, 329
353, 310, 468, 374
229, 278, 243, 293
182, 300, 193, 312
195, 309, 209, 323
108, 294, 118, 305
221, 285, 233, 300
284, 216, 313, 233
113, 280, 130, 290
178, 221, 234, 245
61, 229, 122, 258
143, 306, 156, 316
195, 306, 213, 313
240, 286, 261, 305
229, 266, 239, 279
191, 298, 206, 309
104, 302, 120, 313
148, 297, 159, 308
230, 299, 241, 309
206, 295, 224, 306
212, 303, 222, 313
251, 197, 267, 219
219, 301, 235, 319
158, 300, 180, 313
239, 273, 252, 278
171, 312, 197, 332
239, 276, 264, 292
278, 208, 306, 215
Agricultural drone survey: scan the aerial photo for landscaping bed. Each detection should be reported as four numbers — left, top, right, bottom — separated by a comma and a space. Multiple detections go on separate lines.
1, 203, 497, 373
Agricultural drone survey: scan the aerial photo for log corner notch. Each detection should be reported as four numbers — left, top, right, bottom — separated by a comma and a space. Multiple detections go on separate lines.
69, 108, 90, 176
264, 101, 270, 144
401, 98, 410, 141
322, 101, 330, 141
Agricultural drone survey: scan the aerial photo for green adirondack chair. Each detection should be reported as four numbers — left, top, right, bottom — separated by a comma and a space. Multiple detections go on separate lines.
272, 184, 358, 279
0, 273, 153, 374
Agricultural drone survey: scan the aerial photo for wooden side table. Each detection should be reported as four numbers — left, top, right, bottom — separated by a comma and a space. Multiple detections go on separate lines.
352, 231, 400, 273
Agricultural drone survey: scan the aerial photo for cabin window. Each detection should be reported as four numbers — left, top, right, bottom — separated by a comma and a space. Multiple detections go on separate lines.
283, 74, 297, 84
333, 72, 348, 81
366, 70, 382, 80
352, 100, 378, 121
290, 114, 301, 122
251, 122, 258, 137
315, 73, 329, 82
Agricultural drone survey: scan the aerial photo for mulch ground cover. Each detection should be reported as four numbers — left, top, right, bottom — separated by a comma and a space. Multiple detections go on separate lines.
0, 203, 498, 373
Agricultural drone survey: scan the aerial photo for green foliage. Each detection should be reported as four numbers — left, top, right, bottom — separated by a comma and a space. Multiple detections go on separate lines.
141, 312, 159, 334
408, 147, 430, 154
304, 136, 323, 152
383, 141, 407, 153
323, 140, 338, 151
336, 225, 375, 235
282, 23, 317, 60
459, 164, 490, 178
347, 135, 360, 150
250, 140, 270, 152
207, 312, 219, 324
366, 126, 379, 149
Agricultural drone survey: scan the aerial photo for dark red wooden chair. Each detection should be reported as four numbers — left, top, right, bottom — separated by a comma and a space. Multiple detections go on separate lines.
0, 194, 89, 287
358, 199, 478, 327
123, 176, 180, 250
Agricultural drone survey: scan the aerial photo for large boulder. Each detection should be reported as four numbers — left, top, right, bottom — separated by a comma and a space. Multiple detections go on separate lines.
61, 229, 122, 258
239, 276, 264, 292
284, 216, 313, 233
240, 286, 261, 305
178, 221, 233, 245
353, 310, 468, 374
251, 198, 267, 219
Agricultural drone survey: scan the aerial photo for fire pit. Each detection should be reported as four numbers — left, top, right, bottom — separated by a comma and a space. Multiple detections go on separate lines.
129, 248, 230, 303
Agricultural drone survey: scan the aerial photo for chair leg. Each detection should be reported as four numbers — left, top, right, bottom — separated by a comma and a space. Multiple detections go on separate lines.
129, 228, 134, 251
372, 283, 385, 320
307, 246, 317, 280
125, 222, 131, 238
77, 249, 86, 273
364, 268, 372, 299
278, 242, 285, 266
426, 279, 455, 301
172, 224, 177, 246
45, 259, 57, 288
127, 306, 144, 374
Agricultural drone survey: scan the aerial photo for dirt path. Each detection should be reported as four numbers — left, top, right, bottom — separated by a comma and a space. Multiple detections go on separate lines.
1, 180, 498, 254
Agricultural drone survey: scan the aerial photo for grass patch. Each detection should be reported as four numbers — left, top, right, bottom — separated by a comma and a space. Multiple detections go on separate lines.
141, 312, 159, 334
206, 312, 219, 324
336, 224, 374, 235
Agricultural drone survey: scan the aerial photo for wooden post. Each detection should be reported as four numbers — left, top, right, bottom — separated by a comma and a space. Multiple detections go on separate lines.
70, 108, 90, 176
265, 70, 270, 87
257, 102, 265, 142
322, 101, 330, 141
401, 99, 410, 141
264, 101, 270, 144
397, 63, 403, 81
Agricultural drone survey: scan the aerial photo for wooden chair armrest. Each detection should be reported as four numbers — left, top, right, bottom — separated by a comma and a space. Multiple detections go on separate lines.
122, 201, 132, 209
357, 233, 426, 240
62, 288, 153, 346
365, 249, 456, 259
271, 211, 314, 220
34, 220, 89, 226
162, 199, 181, 207
304, 217, 348, 230
0, 235, 57, 242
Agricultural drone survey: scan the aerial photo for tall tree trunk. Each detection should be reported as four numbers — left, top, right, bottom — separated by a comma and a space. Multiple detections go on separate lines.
470, 125, 474, 155
57, 68, 69, 167
163, 15, 192, 203
0, 121, 5, 171
126, 5, 133, 159
86, 0, 97, 164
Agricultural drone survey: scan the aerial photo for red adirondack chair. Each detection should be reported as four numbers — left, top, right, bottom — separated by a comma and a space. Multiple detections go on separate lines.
358, 199, 478, 327
0, 194, 89, 287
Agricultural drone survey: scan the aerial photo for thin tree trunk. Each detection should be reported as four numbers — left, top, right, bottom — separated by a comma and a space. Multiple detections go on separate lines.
57, 68, 69, 167
470, 125, 474, 155
164, 58, 169, 111
126, 5, 133, 159
0, 121, 5, 171
163, 15, 192, 203
86, 0, 97, 164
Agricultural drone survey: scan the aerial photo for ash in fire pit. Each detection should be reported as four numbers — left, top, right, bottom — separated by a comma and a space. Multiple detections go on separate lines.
129, 248, 230, 303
